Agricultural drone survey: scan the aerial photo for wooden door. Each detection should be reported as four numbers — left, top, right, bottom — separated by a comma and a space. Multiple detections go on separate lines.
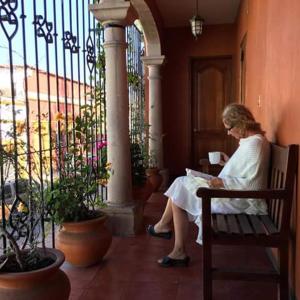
191, 56, 234, 169
240, 35, 247, 104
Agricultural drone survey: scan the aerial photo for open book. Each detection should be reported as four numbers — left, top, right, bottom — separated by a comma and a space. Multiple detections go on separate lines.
185, 168, 213, 187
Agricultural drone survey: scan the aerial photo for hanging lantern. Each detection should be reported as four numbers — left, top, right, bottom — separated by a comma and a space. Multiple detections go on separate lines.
190, 15, 204, 39
190, 0, 204, 39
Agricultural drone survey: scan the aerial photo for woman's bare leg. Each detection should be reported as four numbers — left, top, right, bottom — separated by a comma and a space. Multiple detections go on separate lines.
165, 202, 189, 259
154, 198, 173, 233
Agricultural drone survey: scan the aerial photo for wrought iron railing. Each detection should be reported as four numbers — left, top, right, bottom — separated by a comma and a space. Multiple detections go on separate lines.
0, 0, 106, 253
0, 0, 145, 254
127, 25, 145, 144
126, 25, 147, 186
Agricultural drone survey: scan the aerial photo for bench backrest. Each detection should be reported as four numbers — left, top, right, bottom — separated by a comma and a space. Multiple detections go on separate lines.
268, 144, 298, 232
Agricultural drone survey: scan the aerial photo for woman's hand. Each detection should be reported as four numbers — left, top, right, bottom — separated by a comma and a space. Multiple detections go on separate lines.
208, 177, 224, 188
219, 152, 229, 166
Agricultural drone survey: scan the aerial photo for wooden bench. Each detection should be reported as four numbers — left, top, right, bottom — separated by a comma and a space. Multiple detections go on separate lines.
197, 144, 299, 300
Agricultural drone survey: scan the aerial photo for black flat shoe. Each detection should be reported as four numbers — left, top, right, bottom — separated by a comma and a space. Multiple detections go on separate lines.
158, 256, 190, 268
147, 225, 172, 240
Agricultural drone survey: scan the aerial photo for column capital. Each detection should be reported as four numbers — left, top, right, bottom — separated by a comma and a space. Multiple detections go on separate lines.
142, 55, 166, 67
89, 0, 130, 26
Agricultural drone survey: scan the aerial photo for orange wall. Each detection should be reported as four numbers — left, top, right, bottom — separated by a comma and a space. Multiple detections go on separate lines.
161, 25, 236, 176
237, 0, 300, 296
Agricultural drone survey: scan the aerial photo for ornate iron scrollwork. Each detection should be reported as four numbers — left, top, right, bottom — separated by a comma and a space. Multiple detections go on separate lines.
86, 36, 95, 73
0, 0, 18, 40
7, 195, 31, 248
33, 15, 53, 44
63, 31, 79, 54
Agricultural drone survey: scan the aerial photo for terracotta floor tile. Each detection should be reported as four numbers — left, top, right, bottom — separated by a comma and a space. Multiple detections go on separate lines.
69, 288, 85, 300
213, 281, 277, 300
176, 282, 203, 300
80, 282, 128, 300
123, 281, 178, 300
65, 192, 280, 300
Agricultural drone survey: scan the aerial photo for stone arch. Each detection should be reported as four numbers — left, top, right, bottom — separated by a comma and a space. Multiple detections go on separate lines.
130, 0, 162, 56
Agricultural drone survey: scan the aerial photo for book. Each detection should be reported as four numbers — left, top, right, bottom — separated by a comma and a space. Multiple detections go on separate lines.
185, 168, 214, 188
185, 168, 214, 180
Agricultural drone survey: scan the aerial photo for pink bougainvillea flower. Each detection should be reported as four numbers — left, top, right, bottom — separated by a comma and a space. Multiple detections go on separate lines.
97, 140, 107, 149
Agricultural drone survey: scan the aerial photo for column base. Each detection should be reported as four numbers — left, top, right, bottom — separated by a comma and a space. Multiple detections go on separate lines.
103, 201, 144, 236
159, 168, 170, 192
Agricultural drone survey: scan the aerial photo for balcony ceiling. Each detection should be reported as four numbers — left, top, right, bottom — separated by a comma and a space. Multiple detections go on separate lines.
153, 0, 241, 27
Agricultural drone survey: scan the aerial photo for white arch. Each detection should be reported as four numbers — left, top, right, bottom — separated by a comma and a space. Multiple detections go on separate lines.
130, 0, 162, 56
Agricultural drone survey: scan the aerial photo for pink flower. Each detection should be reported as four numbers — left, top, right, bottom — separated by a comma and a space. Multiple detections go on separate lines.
96, 140, 107, 149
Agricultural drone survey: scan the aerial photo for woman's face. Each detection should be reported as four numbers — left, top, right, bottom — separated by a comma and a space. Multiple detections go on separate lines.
223, 121, 243, 140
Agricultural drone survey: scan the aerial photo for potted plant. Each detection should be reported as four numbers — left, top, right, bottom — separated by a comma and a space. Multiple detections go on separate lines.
0, 138, 70, 299
130, 142, 152, 203
145, 150, 162, 192
45, 107, 112, 267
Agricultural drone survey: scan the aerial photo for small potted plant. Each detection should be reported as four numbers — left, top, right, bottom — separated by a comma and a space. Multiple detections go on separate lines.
145, 150, 162, 192
0, 138, 70, 300
45, 108, 112, 267
130, 142, 152, 203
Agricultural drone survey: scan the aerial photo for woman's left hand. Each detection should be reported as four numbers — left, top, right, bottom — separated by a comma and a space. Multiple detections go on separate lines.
208, 177, 224, 188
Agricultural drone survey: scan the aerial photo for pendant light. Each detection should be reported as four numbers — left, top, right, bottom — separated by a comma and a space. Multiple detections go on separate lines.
190, 0, 204, 39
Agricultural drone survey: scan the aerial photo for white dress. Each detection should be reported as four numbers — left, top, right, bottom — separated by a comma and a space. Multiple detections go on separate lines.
164, 134, 270, 244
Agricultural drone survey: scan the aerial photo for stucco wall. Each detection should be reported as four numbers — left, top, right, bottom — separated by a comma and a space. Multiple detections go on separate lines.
236, 0, 300, 296
161, 25, 236, 176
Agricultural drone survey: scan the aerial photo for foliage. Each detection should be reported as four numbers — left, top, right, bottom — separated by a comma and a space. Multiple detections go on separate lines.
128, 72, 141, 89
130, 142, 147, 187
0, 121, 50, 273
0, 91, 109, 273
45, 102, 110, 225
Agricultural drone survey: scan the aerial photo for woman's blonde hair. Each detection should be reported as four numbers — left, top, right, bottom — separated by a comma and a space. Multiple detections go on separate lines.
222, 103, 265, 135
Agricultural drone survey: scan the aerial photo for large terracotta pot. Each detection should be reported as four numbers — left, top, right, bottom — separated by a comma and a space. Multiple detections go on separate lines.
146, 168, 163, 192
56, 213, 112, 267
0, 248, 70, 300
132, 180, 153, 203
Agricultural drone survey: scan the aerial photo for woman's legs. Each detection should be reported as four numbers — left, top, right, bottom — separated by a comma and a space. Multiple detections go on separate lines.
153, 197, 189, 258
153, 198, 173, 233
163, 201, 189, 259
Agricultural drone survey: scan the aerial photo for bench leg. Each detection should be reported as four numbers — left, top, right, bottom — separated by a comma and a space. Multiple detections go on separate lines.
278, 246, 289, 300
202, 243, 212, 300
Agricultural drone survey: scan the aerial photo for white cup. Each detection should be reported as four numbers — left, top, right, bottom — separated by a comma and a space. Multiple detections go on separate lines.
208, 151, 221, 164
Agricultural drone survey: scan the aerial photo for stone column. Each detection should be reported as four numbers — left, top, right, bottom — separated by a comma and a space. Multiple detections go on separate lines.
142, 56, 169, 190
90, 1, 142, 235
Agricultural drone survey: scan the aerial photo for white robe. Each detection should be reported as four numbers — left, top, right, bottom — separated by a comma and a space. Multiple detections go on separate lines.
164, 134, 270, 244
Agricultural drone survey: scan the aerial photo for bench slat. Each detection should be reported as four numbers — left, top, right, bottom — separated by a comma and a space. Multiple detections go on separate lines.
216, 215, 227, 233
248, 215, 266, 234
237, 214, 253, 234
211, 215, 218, 233
226, 215, 240, 234
260, 215, 279, 234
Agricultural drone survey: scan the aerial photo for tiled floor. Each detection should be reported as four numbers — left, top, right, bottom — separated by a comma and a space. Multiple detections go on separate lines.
62, 193, 277, 300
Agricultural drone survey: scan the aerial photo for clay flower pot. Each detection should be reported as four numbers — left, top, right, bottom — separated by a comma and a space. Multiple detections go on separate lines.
146, 168, 163, 192
132, 179, 153, 203
56, 213, 112, 267
0, 248, 70, 300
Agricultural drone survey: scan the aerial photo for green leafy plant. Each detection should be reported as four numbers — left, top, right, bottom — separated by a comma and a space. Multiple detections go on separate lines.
45, 103, 110, 225
0, 121, 54, 273
130, 142, 147, 187
146, 149, 158, 169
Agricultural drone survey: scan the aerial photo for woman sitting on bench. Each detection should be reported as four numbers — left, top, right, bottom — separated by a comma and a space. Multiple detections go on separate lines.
147, 103, 270, 267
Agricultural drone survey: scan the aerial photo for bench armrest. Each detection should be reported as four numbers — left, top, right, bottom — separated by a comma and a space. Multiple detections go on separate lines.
196, 187, 288, 200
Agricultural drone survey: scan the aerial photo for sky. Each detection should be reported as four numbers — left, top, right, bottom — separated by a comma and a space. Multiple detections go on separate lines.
0, 0, 98, 81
